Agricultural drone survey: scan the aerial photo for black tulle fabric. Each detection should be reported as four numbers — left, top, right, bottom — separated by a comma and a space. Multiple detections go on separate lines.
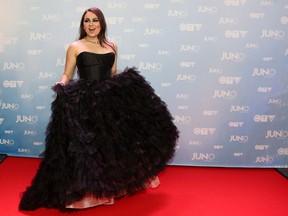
19, 52, 179, 212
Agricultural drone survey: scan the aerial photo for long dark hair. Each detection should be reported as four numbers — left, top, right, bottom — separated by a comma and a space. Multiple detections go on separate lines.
78, 7, 108, 47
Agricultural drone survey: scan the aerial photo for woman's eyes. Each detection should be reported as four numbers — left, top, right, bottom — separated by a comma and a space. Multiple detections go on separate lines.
84, 19, 99, 23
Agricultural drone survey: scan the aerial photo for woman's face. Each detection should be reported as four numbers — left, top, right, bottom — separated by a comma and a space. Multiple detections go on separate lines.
83, 11, 101, 38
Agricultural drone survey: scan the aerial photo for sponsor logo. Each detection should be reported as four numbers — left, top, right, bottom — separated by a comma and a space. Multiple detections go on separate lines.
138, 62, 163, 71
194, 128, 216, 135
21, 94, 34, 100
228, 121, 244, 127
38, 72, 57, 79
176, 74, 197, 82
233, 152, 244, 157
174, 115, 192, 124
214, 145, 224, 150
144, 3, 160, 9
229, 135, 249, 143
29, 32, 53, 41
245, 43, 259, 49
213, 90, 237, 99
56, 58, 65, 67
180, 61, 195, 68
281, 16, 288, 25
278, 148, 288, 155
158, 50, 172, 56
218, 76, 241, 85
176, 93, 190, 100
268, 99, 281, 105
36, 106, 46, 110
1, 102, 19, 111
261, 30, 285, 39
219, 17, 239, 25
197, 6, 217, 14
204, 36, 218, 42
255, 155, 274, 163
131, 17, 146, 23
107, 2, 127, 9
202, 110, 218, 116
70, 21, 79, 28
120, 54, 135, 60
224, 0, 247, 6
42, 14, 61, 22
2, 37, 18, 46
209, 68, 222, 73
254, 115, 275, 122
230, 105, 249, 113
167, 10, 188, 17
252, 68, 276, 77
255, 145, 269, 150
249, 13, 265, 19
24, 130, 37, 136
18, 148, 31, 153
0, 139, 15, 146
144, 28, 164, 36
260, 1, 274, 7
27, 49, 42, 55
191, 153, 215, 162
161, 82, 172, 87
180, 44, 200, 52
179, 23, 202, 32
138, 43, 149, 48
257, 87, 272, 93
124, 28, 134, 33
3, 80, 24, 88
16, 115, 38, 124
221, 52, 245, 61
177, 105, 189, 110
225, 30, 247, 38
3, 62, 25, 71
189, 140, 202, 146
266, 130, 288, 139
106, 17, 124, 25
33, 142, 43, 146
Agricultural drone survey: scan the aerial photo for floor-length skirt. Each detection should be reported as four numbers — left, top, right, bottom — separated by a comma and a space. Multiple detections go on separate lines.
19, 68, 179, 212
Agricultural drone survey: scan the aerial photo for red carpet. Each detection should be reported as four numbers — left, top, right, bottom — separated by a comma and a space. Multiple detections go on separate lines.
0, 157, 287, 216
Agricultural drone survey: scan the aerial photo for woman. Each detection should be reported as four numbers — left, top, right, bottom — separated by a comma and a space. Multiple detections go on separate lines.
19, 7, 179, 212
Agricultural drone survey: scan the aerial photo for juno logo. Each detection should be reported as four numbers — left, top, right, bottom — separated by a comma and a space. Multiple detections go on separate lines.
3, 62, 25, 71
213, 90, 237, 99
266, 130, 288, 139
16, 115, 38, 124
138, 62, 162, 71
173, 115, 192, 124
191, 153, 215, 161
255, 155, 273, 163
221, 52, 245, 61
29, 32, 52, 41
261, 30, 285, 39
252, 68, 276, 77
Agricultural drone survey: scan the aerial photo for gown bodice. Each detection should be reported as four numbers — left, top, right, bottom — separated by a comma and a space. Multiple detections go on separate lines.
76, 52, 115, 81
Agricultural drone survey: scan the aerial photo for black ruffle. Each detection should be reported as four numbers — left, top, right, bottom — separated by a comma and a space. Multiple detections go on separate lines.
19, 68, 179, 212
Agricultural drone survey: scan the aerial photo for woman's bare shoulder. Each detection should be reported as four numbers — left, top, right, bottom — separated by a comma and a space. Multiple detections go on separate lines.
67, 40, 85, 55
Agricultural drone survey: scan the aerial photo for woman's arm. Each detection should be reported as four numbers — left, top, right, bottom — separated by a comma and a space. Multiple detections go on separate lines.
57, 42, 78, 85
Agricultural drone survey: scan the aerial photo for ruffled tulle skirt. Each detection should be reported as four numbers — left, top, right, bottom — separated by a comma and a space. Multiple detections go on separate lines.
19, 68, 179, 212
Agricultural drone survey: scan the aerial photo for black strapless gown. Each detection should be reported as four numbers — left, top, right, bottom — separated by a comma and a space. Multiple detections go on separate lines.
19, 52, 179, 212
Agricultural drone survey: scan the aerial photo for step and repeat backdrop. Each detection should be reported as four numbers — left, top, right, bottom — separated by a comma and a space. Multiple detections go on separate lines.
0, 0, 287, 167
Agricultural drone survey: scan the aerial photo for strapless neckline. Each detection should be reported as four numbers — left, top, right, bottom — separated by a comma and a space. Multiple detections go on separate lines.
77, 51, 115, 59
